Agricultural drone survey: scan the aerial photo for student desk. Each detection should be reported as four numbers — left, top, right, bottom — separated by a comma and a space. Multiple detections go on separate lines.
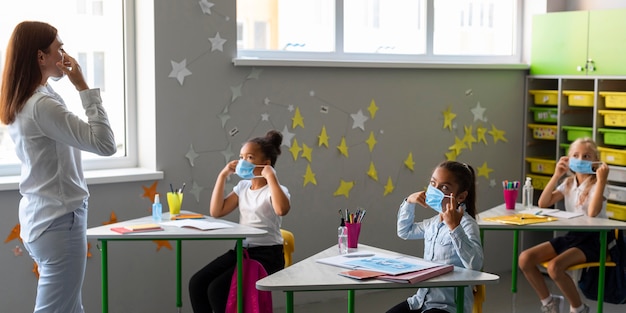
256, 244, 499, 313
477, 203, 626, 313
86, 211, 266, 313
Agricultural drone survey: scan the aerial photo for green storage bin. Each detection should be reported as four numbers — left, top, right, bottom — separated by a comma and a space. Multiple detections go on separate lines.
529, 107, 558, 123
560, 143, 570, 155
599, 128, 626, 146
561, 126, 593, 142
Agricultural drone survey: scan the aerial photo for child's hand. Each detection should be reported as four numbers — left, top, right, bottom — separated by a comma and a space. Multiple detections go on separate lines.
554, 156, 569, 177
261, 164, 275, 179
222, 160, 237, 176
595, 162, 609, 182
406, 191, 427, 208
441, 193, 463, 230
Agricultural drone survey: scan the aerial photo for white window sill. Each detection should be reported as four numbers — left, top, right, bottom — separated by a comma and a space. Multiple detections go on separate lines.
0, 168, 164, 191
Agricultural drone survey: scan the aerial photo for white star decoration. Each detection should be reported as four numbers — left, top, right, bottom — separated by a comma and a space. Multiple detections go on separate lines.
189, 180, 204, 202
168, 59, 192, 86
471, 102, 487, 122
198, 0, 215, 14
221, 144, 234, 163
287, 104, 294, 112
264, 97, 270, 105
281, 125, 295, 148
261, 113, 270, 121
218, 111, 231, 127
350, 109, 369, 131
185, 144, 200, 167
209, 32, 227, 52
247, 68, 262, 80
230, 84, 242, 102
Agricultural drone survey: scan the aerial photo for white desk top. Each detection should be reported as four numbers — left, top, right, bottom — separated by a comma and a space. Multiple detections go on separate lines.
256, 244, 499, 291
477, 203, 626, 230
86, 211, 266, 240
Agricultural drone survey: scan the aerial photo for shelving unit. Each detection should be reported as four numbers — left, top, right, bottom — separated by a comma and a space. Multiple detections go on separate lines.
524, 76, 626, 221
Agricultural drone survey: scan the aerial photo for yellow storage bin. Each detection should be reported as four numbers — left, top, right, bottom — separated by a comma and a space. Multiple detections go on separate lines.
528, 90, 558, 106
563, 90, 594, 107
525, 157, 556, 175
528, 124, 557, 140
527, 174, 551, 190
606, 202, 626, 221
599, 146, 626, 166
600, 91, 626, 109
599, 110, 626, 127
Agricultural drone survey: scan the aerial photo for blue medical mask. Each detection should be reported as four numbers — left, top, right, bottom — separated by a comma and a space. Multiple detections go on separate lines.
425, 185, 453, 213
568, 158, 599, 175
235, 160, 264, 179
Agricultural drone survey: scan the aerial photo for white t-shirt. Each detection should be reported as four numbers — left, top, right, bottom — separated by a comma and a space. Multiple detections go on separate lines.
234, 180, 290, 247
557, 177, 608, 218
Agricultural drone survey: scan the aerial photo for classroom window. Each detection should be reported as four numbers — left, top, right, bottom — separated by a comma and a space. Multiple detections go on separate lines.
0, 0, 133, 176
236, 0, 520, 63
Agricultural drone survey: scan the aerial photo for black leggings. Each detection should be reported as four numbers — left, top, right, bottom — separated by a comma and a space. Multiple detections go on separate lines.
188, 245, 284, 313
387, 300, 450, 313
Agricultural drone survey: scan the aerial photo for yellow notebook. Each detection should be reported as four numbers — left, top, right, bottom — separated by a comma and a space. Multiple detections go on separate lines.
483, 213, 557, 225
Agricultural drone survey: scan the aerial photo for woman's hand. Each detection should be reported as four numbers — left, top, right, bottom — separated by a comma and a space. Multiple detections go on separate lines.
56, 52, 89, 91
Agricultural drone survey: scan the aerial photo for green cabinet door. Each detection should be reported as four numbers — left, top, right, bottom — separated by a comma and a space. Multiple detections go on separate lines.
530, 11, 589, 75
588, 9, 626, 75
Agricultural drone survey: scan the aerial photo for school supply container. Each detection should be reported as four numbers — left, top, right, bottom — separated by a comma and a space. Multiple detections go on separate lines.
563, 90, 594, 107
529, 107, 558, 123
600, 91, 626, 109
599, 146, 626, 166
561, 125, 593, 142
526, 174, 551, 190
606, 202, 626, 221
525, 157, 556, 175
528, 124, 557, 140
599, 110, 626, 127
528, 90, 558, 105
607, 185, 626, 203
608, 165, 626, 183
598, 128, 626, 146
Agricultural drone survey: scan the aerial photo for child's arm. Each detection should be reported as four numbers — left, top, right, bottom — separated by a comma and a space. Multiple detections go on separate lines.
449, 217, 484, 270
209, 161, 239, 218
262, 165, 291, 216
538, 156, 568, 208
397, 194, 427, 240
587, 162, 609, 217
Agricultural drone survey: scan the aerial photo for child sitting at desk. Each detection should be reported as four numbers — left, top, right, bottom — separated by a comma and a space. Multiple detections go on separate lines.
387, 161, 484, 313
518, 137, 609, 313
188, 130, 291, 313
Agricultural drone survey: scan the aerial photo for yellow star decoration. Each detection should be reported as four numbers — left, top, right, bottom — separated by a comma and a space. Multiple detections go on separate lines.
476, 124, 488, 145
384, 177, 395, 196
404, 152, 415, 171
303, 164, 317, 186
4, 224, 20, 243
477, 162, 494, 179
300, 143, 313, 162
154, 240, 172, 251
442, 106, 456, 131
289, 138, 302, 161
291, 107, 304, 129
448, 136, 467, 156
367, 161, 379, 181
368, 99, 379, 119
337, 137, 349, 157
333, 179, 355, 198
365, 131, 377, 152
142, 181, 159, 202
488, 124, 508, 143
462, 125, 477, 150
445, 150, 457, 161
318, 126, 329, 148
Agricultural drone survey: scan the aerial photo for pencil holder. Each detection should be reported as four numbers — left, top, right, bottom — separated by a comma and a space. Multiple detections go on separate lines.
346, 223, 361, 248
503, 189, 518, 210
167, 192, 184, 216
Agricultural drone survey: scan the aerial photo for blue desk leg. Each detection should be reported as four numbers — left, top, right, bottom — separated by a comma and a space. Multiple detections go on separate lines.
237, 239, 243, 313
455, 286, 465, 313
176, 239, 182, 312
348, 290, 355, 312
100, 240, 109, 313
597, 230, 607, 313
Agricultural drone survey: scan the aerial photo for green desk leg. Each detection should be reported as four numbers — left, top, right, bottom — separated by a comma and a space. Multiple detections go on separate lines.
348, 289, 355, 313
455, 286, 465, 313
511, 230, 519, 313
597, 230, 608, 313
100, 240, 109, 313
236, 239, 243, 313
176, 239, 182, 312
285, 291, 294, 313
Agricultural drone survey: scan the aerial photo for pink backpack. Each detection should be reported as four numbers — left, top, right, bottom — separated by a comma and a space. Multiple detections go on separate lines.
225, 250, 273, 313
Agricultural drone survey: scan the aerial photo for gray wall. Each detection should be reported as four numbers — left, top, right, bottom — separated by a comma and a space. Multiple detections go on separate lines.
0, 1, 530, 312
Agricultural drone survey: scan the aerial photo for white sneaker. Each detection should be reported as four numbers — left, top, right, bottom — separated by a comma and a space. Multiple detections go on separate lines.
541, 295, 565, 313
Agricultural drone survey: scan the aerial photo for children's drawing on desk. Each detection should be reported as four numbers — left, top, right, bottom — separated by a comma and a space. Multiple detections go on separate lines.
344, 256, 430, 275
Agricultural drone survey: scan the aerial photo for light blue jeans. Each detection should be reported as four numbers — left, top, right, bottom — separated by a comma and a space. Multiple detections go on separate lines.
23, 206, 87, 313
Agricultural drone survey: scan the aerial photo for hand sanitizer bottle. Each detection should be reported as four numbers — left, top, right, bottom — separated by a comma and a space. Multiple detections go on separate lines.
522, 177, 534, 209
152, 194, 162, 222
338, 218, 348, 254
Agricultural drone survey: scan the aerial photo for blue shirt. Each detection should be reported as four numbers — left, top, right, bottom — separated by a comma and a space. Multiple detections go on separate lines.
397, 200, 484, 313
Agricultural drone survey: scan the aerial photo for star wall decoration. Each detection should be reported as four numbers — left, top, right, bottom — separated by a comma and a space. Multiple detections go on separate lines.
368, 99, 379, 119
198, 0, 215, 14
477, 162, 494, 179
221, 144, 234, 163
365, 131, 377, 152
350, 109, 368, 131
384, 177, 395, 196
367, 162, 379, 181
102, 212, 118, 225
404, 152, 415, 171
261, 112, 270, 121
186, 144, 200, 167
442, 106, 456, 131
12, 245, 23, 256
337, 137, 349, 157
230, 84, 242, 102
476, 125, 488, 145
318, 126, 329, 148
289, 139, 302, 161
142, 181, 159, 202
303, 164, 317, 186
333, 179, 355, 198
154, 240, 172, 251
247, 68, 262, 80
189, 180, 204, 202
209, 32, 227, 52
168, 59, 192, 86
4, 224, 20, 243
280, 125, 295, 148
471, 102, 487, 122
448, 136, 467, 156
300, 143, 312, 162
292, 107, 304, 129
462, 125, 477, 150
488, 124, 508, 143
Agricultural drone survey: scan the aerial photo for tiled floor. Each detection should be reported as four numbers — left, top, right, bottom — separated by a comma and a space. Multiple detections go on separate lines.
272, 270, 624, 312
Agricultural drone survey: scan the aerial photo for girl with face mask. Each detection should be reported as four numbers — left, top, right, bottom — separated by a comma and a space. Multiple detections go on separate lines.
388, 161, 483, 313
519, 137, 609, 313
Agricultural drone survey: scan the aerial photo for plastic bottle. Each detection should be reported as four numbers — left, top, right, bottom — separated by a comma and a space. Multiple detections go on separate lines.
522, 177, 534, 209
338, 218, 348, 254
152, 194, 162, 222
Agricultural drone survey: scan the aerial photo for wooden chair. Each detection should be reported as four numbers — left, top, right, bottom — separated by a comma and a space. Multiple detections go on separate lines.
280, 229, 295, 267
472, 284, 486, 313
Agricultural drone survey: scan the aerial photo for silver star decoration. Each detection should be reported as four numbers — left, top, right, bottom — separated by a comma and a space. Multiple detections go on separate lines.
490, 179, 496, 188
209, 32, 227, 52
189, 180, 204, 203
261, 113, 270, 121
264, 97, 270, 105
185, 144, 200, 167
350, 109, 369, 131
280, 125, 295, 148
309, 90, 315, 96
247, 68, 262, 80
221, 143, 235, 163
471, 102, 487, 122
230, 84, 242, 102
168, 59, 192, 86
287, 104, 294, 112
218, 111, 231, 128
198, 0, 215, 14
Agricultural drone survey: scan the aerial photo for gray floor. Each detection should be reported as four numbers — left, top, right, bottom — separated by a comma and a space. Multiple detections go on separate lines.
272, 270, 624, 312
